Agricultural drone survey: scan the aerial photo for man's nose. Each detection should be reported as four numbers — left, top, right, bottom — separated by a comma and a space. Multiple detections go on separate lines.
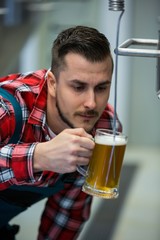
83, 91, 96, 109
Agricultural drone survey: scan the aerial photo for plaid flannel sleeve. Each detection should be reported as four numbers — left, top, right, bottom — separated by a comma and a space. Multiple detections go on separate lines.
0, 97, 38, 188
0, 143, 38, 186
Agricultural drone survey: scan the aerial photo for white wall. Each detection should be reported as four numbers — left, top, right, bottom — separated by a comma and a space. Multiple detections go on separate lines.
129, 0, 160, 147
97, 0, 133, 136
98, 0, 160, 147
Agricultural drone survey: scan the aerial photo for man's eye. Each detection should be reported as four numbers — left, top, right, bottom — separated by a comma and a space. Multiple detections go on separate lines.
72, 85, 85, 92
96, 86, 108, 92
96, 83, 111, 92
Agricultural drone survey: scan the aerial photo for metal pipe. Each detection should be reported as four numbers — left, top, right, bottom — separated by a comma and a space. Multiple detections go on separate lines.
157, 31, 160, 98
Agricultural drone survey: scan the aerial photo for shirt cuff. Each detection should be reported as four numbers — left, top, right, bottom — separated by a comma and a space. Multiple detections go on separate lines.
11, 143, 42, 184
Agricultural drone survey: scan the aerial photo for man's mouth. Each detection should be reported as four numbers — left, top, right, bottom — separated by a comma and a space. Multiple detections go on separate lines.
77, 111, 98, 120
79, 114, 95, 118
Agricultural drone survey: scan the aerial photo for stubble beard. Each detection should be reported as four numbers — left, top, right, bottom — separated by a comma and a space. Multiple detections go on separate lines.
56, 97, 75, 129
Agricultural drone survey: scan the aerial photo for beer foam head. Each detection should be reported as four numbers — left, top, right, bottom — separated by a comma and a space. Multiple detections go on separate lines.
95, 134, 127, 146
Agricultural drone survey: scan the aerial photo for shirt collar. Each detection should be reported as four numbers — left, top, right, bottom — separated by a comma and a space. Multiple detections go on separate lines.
28, 69, 49, 129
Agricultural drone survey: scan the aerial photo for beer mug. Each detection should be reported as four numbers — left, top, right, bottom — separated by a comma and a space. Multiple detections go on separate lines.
77, 129, 128, 199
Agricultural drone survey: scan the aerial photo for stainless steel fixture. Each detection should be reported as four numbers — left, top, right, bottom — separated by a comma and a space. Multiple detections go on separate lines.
109, 0, 160, 99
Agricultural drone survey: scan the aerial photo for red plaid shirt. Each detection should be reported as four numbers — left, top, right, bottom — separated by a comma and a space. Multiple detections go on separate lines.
0, 69, 122, 239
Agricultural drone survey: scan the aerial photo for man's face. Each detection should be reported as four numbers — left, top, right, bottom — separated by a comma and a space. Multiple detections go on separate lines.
48, 53, 113, 133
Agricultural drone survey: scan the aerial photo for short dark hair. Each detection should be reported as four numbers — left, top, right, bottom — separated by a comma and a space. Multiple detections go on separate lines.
51, 25, 113, 78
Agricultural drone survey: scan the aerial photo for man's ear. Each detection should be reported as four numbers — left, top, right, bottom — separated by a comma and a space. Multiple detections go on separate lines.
47, 71, 56, 97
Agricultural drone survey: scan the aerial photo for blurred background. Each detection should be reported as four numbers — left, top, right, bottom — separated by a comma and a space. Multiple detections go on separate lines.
0, 0, 160, 239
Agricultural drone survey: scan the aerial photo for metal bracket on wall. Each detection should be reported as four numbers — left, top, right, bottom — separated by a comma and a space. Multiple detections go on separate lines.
114, 38, 160, 58
115, 36, 160, 99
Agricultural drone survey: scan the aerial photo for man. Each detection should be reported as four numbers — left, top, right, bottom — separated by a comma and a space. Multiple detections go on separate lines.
0, 26, 122, 239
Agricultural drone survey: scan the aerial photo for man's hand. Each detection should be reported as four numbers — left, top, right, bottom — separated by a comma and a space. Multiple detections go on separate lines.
33, 128, 95, 173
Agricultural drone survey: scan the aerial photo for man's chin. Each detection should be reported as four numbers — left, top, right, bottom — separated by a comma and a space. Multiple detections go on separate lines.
63, 117, 97, 132
74, 122, 95, 132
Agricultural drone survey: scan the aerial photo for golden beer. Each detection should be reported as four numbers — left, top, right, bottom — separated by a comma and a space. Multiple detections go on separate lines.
82, 130, 127, 199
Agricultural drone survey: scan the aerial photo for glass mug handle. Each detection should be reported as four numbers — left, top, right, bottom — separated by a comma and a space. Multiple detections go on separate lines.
76, 136, 94, 177
76, 165, 87, 177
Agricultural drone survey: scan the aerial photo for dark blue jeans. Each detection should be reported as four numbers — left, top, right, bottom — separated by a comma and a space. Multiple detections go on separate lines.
0, 173, 74, 228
